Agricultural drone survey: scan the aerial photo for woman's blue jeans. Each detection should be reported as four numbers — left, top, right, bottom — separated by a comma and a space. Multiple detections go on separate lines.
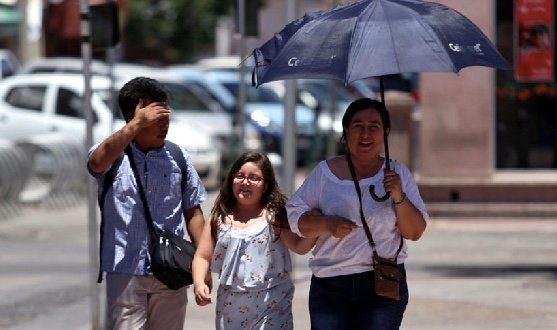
309, 265, 408, 330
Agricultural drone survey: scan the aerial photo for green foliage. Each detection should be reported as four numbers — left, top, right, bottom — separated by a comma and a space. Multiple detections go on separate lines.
122, 0, 236, 64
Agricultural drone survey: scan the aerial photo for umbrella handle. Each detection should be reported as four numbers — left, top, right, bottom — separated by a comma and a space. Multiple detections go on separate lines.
369, 184, 390, 202
369, 155, 391, 202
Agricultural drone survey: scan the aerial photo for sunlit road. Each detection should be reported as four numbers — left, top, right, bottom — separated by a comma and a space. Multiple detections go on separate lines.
1, 192, 557, 329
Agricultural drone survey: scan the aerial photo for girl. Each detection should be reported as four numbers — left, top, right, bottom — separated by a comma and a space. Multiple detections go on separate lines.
192, 151, 316, 329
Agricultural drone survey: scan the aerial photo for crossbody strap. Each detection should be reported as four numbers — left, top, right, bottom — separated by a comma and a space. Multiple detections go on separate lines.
124, 145, 159, 242
346, 154, 403, 260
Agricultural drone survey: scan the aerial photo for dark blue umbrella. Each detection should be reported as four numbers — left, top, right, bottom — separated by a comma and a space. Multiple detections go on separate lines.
252, 0, 512, 201
253, 0, 511, 85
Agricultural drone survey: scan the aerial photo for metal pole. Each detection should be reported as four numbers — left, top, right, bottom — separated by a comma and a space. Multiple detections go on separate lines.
237, 0, 247, 153
283, 0, 297, 195
107, 47, 118, 134
80, 1, 101, 329
17, 0, 29, 65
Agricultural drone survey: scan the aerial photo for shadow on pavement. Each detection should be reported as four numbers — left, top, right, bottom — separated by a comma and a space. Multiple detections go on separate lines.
423, 264, 557, 279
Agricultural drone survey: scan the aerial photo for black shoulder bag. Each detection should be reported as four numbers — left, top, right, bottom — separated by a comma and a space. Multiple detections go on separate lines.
347, 154, 403, 301
125, 145, 195, 290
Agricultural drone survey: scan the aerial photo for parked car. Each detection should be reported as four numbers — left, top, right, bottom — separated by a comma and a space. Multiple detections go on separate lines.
168, 66, 316, 164
165, 65, 265, 152
21, 56, 111, 76
265, 79, 355, 157
0, 73, 222, 189
21, 57, 237, 180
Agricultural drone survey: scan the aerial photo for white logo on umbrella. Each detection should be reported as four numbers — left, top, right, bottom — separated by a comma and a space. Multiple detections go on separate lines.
473, 43, 484, 55
449, 43, 463, 52
288, 57, 300, 66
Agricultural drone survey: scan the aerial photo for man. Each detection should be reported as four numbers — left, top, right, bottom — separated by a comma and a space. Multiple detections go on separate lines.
88, 77, 207, 329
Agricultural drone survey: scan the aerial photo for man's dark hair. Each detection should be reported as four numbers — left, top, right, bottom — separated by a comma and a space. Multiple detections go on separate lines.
118, 77, 168, 121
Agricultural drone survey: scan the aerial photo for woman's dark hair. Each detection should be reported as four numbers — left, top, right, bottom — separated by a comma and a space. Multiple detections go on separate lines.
340, 98, 391, 145
118, 77, 168, 121
209, 151, 288, 239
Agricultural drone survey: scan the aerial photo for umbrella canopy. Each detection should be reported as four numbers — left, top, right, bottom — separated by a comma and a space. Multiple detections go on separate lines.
252, 0, 511, 86
252, 0, 512, 201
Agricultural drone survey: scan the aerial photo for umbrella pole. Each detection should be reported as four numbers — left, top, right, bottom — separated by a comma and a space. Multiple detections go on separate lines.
370, 76, 390, 202
379, 76, 391, 171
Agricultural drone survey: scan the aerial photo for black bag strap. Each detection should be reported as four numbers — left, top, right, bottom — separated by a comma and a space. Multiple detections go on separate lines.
124, 145, 159, 242
96, 142, 187, 283
346, 153, 403, 260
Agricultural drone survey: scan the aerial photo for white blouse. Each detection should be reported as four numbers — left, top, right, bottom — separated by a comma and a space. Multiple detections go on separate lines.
286, 159, 429, 278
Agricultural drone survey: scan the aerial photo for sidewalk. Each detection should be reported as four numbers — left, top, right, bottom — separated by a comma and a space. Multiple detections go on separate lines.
1, 203, 557, 329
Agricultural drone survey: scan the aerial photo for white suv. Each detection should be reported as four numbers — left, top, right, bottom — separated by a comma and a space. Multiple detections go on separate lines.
0, 73, 221, 189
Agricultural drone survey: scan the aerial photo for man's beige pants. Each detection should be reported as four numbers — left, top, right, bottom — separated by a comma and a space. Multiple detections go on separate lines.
106, 273, 188, 330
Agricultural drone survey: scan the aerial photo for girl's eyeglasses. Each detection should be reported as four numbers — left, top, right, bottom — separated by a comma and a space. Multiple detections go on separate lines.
233, 173, 264, 184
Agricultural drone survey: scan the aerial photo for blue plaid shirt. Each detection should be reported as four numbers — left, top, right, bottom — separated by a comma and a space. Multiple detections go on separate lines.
89, 141, 207, 275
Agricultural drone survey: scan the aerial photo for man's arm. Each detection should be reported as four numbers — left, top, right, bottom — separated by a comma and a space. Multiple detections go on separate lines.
88, 101, 170, 173
184, 205, 205, 248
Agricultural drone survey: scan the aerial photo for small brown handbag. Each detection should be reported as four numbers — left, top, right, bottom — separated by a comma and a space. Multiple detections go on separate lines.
347, 154, 403, 301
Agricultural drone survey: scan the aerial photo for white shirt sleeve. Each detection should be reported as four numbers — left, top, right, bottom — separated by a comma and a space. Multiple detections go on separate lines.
286, 161, 327, 236
395, 161, 429, 221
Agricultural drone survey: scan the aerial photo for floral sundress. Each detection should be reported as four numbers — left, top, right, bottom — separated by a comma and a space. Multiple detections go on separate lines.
211, 212, 294, 329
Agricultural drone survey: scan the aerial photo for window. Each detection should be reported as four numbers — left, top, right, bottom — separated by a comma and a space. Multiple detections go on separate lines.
56, 88, 98, 123
56, 88, 84, 118
5, 86, 46, 112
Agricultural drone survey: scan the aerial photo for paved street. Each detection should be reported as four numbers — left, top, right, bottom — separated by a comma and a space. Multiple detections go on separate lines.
1, 199, 556, 329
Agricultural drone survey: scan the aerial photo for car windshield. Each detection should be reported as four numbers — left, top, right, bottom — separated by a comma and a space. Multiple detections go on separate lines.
221, 82, 282, 103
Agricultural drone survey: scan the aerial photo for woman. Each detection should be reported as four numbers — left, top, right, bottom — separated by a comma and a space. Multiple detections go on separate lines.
192, 151, 316, 329
286, 98, 428, 329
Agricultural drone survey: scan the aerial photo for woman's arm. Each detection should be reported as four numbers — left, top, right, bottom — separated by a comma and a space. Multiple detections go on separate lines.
383, 168, 427, 241
192, 219, 215, 306
392, 196, 427, 241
